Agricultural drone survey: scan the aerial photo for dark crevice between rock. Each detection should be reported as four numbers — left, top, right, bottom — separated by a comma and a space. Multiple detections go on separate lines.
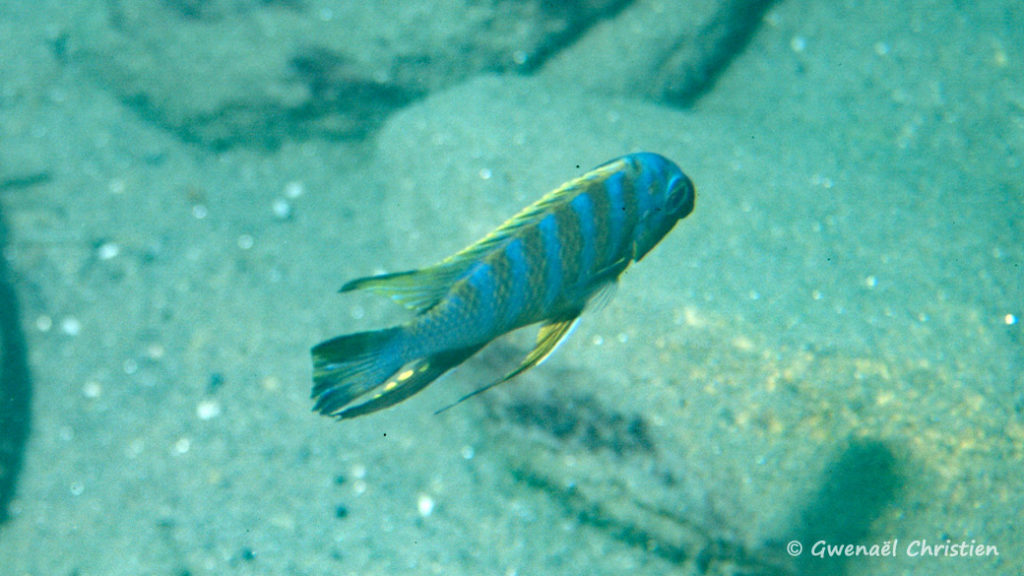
514, 0, 637, 74
288, 47, 422, 133
0, 201, 32, 528
654, 0, 780, 107
160, 0, 305, 21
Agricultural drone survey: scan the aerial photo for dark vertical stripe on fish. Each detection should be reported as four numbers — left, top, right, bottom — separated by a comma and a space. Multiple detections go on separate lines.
604, 171, 628, 264
635, 162, 656, 221
569, 193, 596, 289
581, 177, 612, 273
502, 238, 529, 328
555, 198, 584, 302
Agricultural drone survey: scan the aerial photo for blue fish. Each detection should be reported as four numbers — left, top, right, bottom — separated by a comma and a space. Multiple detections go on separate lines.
311, 152, 695, 420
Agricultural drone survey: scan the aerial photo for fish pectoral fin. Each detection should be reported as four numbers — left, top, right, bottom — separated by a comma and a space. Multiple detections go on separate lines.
587, 279, 619, 313
592, 257, 629, 284
434, 314, 582, 416
340, 263, 472, 313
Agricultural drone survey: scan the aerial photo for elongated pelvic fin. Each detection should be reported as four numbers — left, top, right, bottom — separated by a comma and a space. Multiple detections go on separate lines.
434, 314, 581, 415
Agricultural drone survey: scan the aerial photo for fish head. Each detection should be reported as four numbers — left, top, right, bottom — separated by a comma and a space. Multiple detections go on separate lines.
629, 153, 696, 261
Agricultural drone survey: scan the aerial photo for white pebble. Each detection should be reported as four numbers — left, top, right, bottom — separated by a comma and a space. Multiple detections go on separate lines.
417, 494, 435, 517
174, 437, 191, 454
196, 399, 222, 420
272, 198, 292, 220
97, 242, 120, 260
82, 381, 102, 399
60, 316, 81, 336
36, 315, 53, 332
284, 181, 305, 198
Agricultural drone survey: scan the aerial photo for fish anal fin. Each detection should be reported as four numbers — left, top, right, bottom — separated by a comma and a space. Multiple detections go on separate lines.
434, 313, 582, 415
517, 315, 581, 377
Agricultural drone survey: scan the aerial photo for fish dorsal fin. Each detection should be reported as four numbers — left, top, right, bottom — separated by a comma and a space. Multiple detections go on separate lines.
441, 159, 627, 267
340, 261, 474, 313
342, 159, 627, 313
434, 313, 582, 415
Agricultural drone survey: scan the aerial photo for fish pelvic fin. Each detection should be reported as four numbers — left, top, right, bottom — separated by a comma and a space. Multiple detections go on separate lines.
312, 329, 483, 420
435, 313, 581, 415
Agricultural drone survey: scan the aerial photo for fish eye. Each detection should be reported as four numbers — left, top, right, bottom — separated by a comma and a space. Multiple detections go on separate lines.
664, 173, 695, 217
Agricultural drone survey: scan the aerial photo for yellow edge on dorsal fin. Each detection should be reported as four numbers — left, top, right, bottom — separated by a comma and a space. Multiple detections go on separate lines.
439, 157, 629, 267
341, 158, 628, 314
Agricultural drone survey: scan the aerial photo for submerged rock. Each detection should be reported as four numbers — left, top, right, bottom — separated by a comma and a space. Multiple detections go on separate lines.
70, 0, 630, 148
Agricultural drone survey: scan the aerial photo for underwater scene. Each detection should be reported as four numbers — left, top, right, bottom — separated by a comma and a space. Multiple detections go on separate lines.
0, 1, 1021, 575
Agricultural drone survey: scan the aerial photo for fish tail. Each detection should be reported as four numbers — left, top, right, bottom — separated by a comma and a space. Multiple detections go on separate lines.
311, 327, 482, 420
311, 327, 405, 417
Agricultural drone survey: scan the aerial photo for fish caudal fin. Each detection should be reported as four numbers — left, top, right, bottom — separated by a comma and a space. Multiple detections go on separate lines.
312, 328, 483, 420
311, 327, 404, 417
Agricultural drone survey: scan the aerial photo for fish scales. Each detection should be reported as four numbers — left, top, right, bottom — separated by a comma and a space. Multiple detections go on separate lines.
311, 152, 695, 420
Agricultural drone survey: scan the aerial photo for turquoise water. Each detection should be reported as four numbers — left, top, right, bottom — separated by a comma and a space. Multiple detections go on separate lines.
1, 1, 1021, 575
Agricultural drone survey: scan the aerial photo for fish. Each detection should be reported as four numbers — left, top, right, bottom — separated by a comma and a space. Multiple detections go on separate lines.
311, 152, 695, 420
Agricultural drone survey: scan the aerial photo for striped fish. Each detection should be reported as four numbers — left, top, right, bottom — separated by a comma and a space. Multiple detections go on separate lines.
311, 152, 695, 420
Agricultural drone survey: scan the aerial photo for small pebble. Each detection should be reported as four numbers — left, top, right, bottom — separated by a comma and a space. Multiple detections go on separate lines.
36, 315, 53, 332
60, 316, 81, 336
196, 399, 222, 420
272, 198, 292, 220
174, 437, 191, 454
82, 381, 102, 399
283, 181, 305, 199
417, 494, 435, 517
96, 242, 120, 260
